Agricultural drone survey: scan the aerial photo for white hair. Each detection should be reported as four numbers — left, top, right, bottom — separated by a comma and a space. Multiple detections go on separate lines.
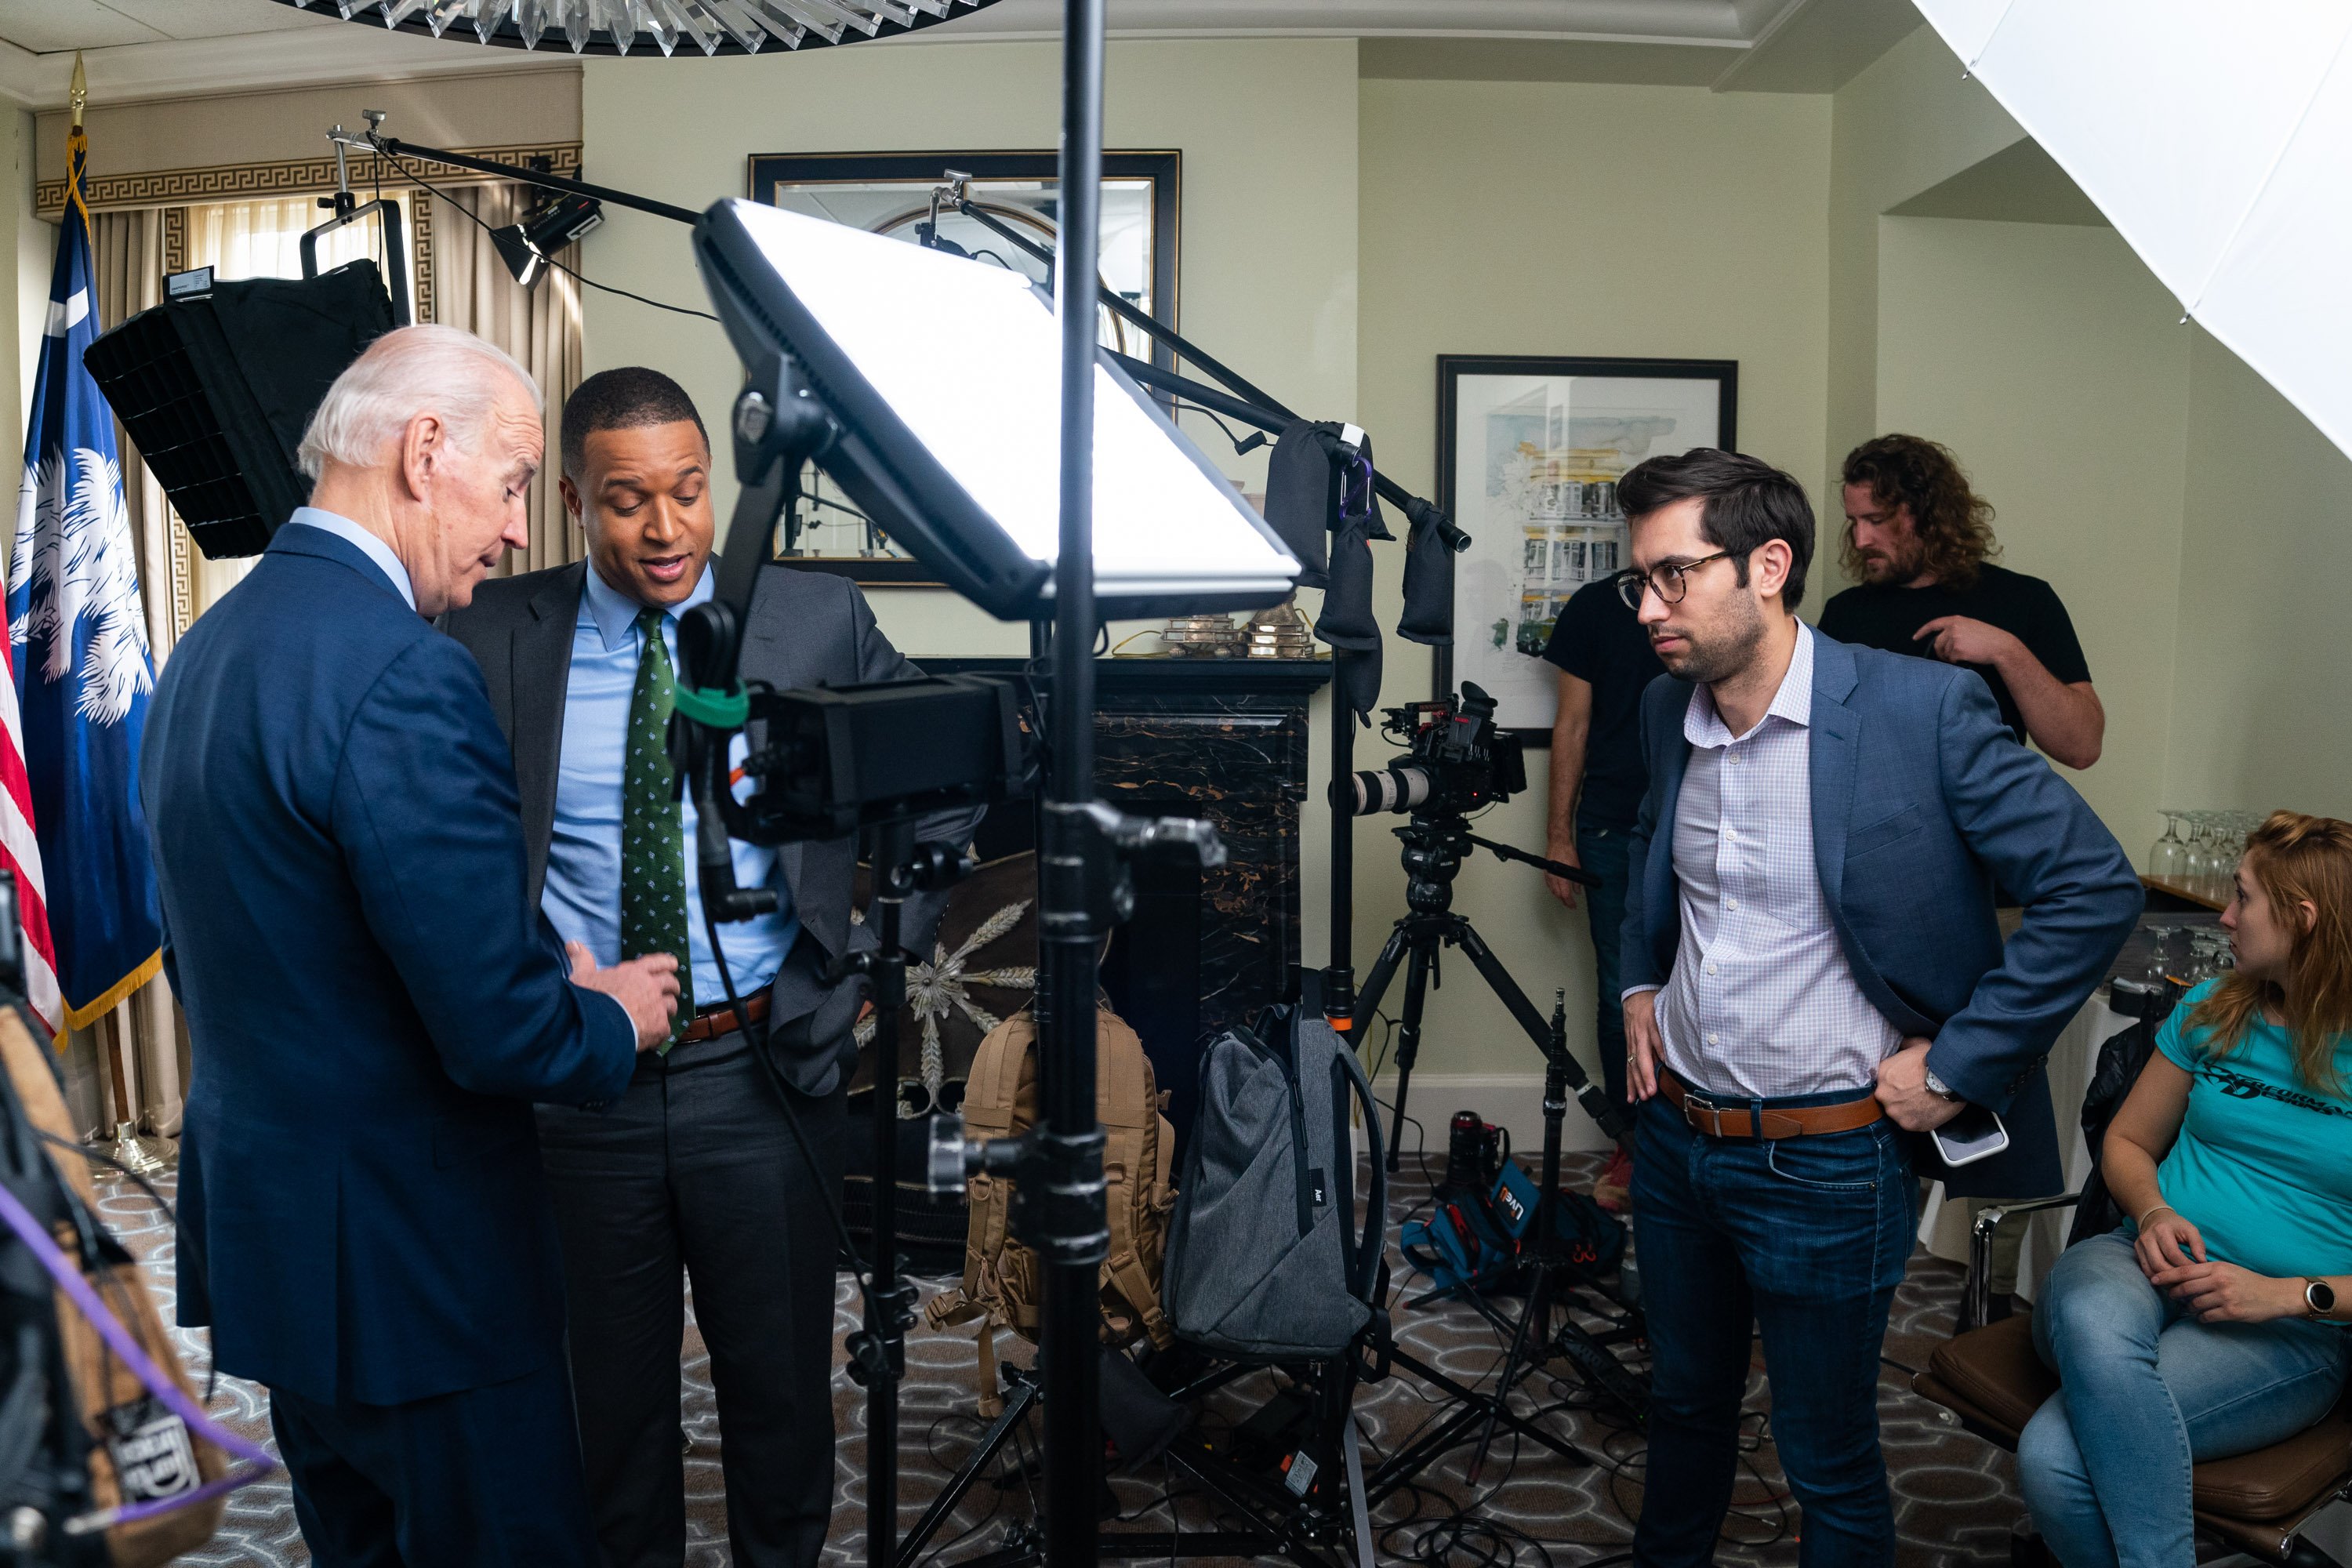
296, 323, 542, 480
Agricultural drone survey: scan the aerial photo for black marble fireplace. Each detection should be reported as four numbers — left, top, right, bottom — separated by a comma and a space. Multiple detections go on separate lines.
931, 655, 1330, 1147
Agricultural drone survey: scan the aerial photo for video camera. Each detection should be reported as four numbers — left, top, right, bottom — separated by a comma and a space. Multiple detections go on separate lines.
1340, 681, 1526, 819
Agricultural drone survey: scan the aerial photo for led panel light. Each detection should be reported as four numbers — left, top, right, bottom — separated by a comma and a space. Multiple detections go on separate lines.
695, 198, 1301, 621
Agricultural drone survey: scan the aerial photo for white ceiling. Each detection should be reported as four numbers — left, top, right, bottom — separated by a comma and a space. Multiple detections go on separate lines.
0, 0, 1924, 107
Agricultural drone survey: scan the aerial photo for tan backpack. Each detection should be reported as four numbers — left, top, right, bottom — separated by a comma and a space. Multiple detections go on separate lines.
925, 1003, 1176, 1414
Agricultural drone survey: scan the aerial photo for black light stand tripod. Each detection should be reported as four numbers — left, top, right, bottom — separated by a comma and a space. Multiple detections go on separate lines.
834, 817, 974, 1568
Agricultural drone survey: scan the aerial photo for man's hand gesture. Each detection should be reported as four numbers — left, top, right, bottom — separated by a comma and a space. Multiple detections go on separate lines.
568, 942, 682, 1051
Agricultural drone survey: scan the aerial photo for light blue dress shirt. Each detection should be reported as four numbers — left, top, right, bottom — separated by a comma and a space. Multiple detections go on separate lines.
286, 506, 415, 611
539, 562, 800, 1002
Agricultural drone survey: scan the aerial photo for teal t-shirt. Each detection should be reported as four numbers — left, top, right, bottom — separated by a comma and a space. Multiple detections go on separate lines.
2150, 978, 2352, 1279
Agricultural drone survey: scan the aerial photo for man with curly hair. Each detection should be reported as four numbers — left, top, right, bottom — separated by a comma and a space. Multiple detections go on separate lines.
1820, 434, 2111, 1323
1819, 435, 2104, 771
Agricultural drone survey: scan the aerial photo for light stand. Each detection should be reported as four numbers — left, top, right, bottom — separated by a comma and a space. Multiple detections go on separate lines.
1037, 10, 1111, 1561
837, 820, 972, 1568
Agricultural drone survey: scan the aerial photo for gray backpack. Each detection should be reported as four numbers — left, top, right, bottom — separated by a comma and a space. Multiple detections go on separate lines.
1163, 1005, 1387, 1361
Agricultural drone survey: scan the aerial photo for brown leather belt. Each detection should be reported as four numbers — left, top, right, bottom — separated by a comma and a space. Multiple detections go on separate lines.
1661, 1069, 1883, 1140
679, 991, 769, 1044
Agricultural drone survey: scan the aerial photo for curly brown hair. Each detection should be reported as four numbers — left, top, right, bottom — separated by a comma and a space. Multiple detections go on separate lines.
1839, 434, 2000, 589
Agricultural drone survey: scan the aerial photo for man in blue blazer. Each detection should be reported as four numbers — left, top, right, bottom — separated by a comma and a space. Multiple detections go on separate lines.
142, 325, 681, 1566
1611, 448, 2140, 1568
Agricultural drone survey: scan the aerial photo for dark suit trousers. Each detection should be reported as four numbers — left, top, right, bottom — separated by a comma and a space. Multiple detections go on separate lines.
537, 1029, 847, 1568
270, 1358, 597, 1567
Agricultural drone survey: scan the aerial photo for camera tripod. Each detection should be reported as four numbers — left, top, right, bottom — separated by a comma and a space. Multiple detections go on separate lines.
1350, 814, 1647, 1486
1354, 812, 1614, 1172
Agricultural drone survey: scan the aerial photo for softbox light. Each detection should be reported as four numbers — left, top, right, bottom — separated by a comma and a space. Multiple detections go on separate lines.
82, 260, 396, 559
692, 199, 1301, 621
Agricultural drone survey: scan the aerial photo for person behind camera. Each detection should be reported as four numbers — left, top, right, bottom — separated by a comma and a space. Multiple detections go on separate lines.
2020, 811, 2352, 1568
1613, 448, 2141, 1568
142, 325, 681, 1565
442, 365, 978, 1568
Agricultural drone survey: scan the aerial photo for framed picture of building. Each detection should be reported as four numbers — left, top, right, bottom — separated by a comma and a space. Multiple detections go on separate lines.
1432, 355, 1738, 738
748, 149, 1181, 585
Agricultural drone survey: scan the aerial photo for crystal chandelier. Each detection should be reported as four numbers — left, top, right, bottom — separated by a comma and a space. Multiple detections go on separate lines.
274, 0, 1002, 56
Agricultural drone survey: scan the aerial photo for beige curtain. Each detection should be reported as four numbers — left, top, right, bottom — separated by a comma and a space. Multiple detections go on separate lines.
432, 183, 585, 573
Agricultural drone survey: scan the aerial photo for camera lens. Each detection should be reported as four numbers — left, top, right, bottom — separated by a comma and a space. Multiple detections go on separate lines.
1338, 767, 1431, 816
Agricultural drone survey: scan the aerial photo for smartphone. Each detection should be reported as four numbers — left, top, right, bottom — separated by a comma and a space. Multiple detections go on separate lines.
1933, 1103, 2009, 1167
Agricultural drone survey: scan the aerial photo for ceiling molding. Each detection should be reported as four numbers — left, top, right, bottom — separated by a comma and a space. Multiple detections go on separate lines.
0, 24, 575, 111
935, 1, 1758, 45
0, 0, 1926, 109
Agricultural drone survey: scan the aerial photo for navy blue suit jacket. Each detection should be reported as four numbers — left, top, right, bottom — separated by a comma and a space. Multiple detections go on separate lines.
1619, 630, 2142, 1199
141, 524, 637, 1406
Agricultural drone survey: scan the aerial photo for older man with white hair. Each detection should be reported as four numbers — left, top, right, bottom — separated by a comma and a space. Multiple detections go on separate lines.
142, 324, 681, 1566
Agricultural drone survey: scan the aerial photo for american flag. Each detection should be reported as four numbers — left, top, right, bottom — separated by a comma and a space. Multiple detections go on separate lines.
0, 633, 60, 1035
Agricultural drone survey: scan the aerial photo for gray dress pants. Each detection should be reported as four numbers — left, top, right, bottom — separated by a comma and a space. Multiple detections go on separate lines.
536, 1022, 846, 1568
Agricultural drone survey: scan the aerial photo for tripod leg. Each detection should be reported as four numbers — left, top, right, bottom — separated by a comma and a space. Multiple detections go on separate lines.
895, 1376, 1042, 1568
1464, 1254, 1550, 1487
1453, 921, 1626, 1141
1383, 942, 1433, 1174
1352, 924, 1409, 1037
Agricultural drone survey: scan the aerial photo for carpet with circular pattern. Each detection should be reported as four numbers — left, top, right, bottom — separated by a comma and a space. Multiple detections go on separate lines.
87, 1150, 2019, 1566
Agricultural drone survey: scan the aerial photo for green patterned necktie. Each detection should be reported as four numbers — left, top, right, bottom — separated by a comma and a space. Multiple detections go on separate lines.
620, 605, 692, 1051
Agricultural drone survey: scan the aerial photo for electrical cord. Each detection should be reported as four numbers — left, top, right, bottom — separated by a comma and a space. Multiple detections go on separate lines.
373, 142, 720, 322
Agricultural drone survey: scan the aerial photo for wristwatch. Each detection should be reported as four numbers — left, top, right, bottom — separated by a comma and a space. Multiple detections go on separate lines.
2306, 1279, 2338, 1320
1924, 1068, 1962, 1102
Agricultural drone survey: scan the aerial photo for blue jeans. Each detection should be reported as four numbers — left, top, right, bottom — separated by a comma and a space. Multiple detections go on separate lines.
1577, 817, 1635, 1131
2020, 1230, 2352, 1568
1632, 1092, 1915, 1568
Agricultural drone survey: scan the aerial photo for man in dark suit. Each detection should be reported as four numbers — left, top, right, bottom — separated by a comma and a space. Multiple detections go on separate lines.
443, 366, 975, 1568
1611, 448, 2140, 1567
141, 325, 681, 1566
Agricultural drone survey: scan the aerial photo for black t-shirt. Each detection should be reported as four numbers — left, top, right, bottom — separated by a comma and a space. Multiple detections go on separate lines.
1816, 564, 2092, 745
1541, 579, 1666, 830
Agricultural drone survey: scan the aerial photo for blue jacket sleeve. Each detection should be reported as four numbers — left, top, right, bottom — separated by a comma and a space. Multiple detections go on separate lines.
1618, 684, 1665, 993
331, 635, 637, 1106
1925, 671, 2142, 1111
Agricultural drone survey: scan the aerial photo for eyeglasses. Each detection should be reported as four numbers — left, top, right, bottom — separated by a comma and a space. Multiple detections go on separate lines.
1614, 550, 1735, 610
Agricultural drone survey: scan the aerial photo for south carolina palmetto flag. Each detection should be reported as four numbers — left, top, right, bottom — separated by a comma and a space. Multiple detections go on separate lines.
7, 124, 161, 1038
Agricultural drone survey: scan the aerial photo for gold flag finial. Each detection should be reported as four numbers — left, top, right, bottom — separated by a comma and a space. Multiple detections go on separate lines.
69, 53, 86, 129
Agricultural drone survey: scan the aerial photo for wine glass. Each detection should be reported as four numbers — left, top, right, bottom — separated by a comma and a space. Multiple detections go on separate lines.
2149, 811, 2187, 881
2180, 812, 2214, 895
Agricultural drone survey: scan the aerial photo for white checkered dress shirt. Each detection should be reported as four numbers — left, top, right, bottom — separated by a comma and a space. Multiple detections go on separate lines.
1631, 624, 1900, 1100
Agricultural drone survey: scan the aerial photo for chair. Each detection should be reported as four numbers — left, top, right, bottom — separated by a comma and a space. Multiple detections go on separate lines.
1915, 1192, 2352, 1568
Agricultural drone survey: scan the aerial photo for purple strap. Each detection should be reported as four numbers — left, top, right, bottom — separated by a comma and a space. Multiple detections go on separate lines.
0, 1177, 277, 1532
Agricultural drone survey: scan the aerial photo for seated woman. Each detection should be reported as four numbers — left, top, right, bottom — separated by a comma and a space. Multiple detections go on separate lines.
2020, 810, 2352, 1568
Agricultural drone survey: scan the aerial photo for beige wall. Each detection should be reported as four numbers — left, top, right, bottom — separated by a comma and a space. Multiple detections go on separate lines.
1826, 25, 2022, 532
2169, 329, 2352, 821
1356, 75, 1831, 1127
1875, 215, 2190, 863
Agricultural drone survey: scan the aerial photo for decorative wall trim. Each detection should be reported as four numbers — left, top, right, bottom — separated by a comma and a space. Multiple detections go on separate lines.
412, 191, 437, 324
40, 142, 580, 219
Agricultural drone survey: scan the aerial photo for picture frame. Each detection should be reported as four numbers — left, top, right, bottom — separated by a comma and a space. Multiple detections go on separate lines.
1432, 355, 1738, 740
747, 149, 1182, 586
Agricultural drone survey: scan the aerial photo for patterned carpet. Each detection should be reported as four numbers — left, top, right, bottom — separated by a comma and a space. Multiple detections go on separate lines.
91, 1149, 2021, 1567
